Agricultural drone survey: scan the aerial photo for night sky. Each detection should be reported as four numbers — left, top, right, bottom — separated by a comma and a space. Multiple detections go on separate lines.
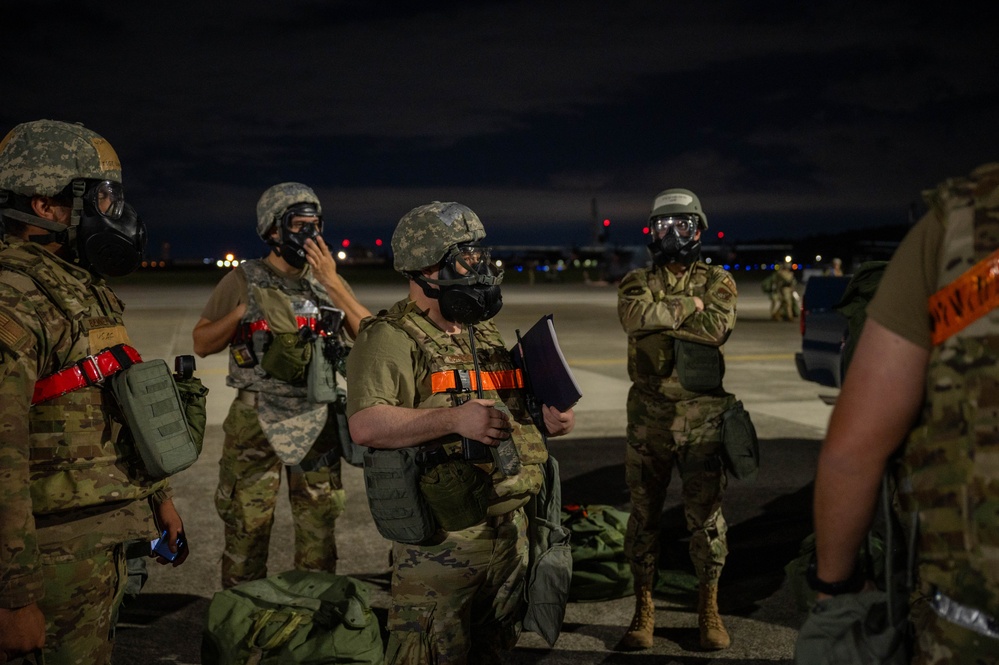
4, 1, 997, 261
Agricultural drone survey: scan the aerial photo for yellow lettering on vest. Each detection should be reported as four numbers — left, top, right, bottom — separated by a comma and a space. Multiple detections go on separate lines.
929, 247, 999, 345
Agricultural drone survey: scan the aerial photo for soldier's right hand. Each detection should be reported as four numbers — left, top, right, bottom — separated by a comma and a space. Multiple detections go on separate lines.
693, 296, 704, 311
0, 603, 45, 657
454, 398, 511, 445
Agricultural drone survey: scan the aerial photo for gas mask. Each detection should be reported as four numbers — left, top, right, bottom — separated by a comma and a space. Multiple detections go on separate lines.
648, 214, 701, 267
275, 203, 322, 269
1, 179, 146, 277
416, 244, 504, 324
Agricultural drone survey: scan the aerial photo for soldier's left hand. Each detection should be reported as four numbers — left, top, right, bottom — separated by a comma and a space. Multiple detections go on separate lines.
542, 405, 575, 437
305, 236, 339, 286
153, 498, 190, 566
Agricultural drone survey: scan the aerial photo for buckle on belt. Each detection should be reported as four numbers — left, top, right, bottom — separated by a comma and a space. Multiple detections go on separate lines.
78, 355, 105, 386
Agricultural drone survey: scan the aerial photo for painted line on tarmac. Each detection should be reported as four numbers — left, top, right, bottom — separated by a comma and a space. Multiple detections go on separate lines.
568, 353, 794, 366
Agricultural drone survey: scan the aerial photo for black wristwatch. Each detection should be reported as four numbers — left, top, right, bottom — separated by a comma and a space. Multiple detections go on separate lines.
805, 557, 864, 595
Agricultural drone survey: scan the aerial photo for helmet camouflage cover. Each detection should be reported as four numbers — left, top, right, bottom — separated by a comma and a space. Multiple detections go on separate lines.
0, 119, 122, 197
649, 187, 708, 229
255, 182, 322, 240
392, 201, 486, 272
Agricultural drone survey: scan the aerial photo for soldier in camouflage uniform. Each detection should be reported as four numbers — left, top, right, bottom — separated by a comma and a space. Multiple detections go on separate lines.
616, 188, 737, 651
346, 202, 575, 665
193, 182, 372, 588
0, 120, 188, 664
808, 164, 999, 663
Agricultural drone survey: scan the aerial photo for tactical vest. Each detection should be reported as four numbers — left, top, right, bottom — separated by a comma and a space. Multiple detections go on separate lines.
902, 163, 999, 616
626, 261, 727, 398
227, 259, 334, 395
383, 303, 548, 515
0, 241, 162, 515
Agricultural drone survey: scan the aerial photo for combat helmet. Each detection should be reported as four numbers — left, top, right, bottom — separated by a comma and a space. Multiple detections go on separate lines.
649, 188, 708, 229
392, 201, 486, 272
255, 182, 322, 241
0, 119, 122, 196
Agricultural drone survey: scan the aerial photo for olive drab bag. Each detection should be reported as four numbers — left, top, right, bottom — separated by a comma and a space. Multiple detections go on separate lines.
363, 447, 439, 544
522, 455, 573, 647
202, 571, 383, 665
418, 458, 490, 532
720, 400, 760, 481
561, 504, 634, 602
111, 359, 201, 478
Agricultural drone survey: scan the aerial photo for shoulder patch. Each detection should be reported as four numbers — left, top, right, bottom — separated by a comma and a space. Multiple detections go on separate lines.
0, 309, 30, 356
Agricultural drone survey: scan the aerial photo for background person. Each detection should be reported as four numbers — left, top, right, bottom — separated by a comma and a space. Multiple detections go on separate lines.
192, 182, 371, 588
616, 187, 738, 651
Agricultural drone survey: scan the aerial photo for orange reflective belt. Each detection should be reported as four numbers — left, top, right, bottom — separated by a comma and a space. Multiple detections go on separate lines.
929, 247, 999, 345
431, 368, 525, 394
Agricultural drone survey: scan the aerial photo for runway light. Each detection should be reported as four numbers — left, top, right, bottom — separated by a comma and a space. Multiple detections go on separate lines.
496, 259, 504, 268
717, 231, 724, 239
341, 239, 350, 248
642, 226, 650, 235
375, 238, 383, 247
785, 255, 792, 263
815, 254, 823, 262
216, 260, 224, 268
603, 219, 611, 227
225, 253, 235, 262
337, 251, 347, 260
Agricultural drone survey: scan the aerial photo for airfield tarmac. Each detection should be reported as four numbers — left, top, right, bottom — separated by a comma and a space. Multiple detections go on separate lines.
107, 268, 836, 665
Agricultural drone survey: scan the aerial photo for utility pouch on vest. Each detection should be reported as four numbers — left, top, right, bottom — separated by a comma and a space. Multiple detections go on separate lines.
307, 337, 338, 403
174, 375, 209, 455
363, 447, 439, 544
111, 359, 199, 478
334, 388, 365, 468
419, 458, 490, 531
261, 332, 312, 384
720, 400, 760, 481
674, 338, 723, 392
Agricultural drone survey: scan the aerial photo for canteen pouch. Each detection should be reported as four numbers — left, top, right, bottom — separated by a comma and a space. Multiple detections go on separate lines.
307, 337, 338, 403
419, 459, 490, 531
334, 387, 365, 468
674, 338, 723, 392
174, 375, 209, 455
111, 359, 199, 478
720, 400, 760, 481
363, 447, 439, 544
261, 332, 312, 384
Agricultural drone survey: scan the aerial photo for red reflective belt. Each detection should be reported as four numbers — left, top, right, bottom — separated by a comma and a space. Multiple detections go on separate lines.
32, 344, 143, 405
236, 317, 318, 339
430, 368, 525, 394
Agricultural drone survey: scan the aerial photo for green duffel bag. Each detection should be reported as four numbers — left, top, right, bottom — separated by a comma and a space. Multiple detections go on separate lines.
202, 570, 384, 665
561, 504, 634, 602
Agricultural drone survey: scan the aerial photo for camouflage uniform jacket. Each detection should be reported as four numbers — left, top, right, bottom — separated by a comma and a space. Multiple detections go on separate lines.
365, 299, 548, 515
618, 260, 737, 402
0, 239, 167, 609
902, 163, 999, 617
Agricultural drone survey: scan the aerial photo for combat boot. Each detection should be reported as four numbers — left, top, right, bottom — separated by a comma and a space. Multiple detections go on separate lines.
697, 583, 730, 650
617, 586, 655, 650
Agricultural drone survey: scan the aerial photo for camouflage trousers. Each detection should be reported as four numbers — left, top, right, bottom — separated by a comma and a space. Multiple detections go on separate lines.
35, 543, 127, 665
215, 399, 346, 589
909, 592, 999, 664
385, 508, 528, 665
624, 386, 730, 587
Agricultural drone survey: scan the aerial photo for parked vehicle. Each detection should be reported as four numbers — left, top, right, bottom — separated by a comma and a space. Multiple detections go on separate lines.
794, 275, 851, 388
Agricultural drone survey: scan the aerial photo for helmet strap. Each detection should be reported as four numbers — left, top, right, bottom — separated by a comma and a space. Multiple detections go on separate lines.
0, 208, 71, 245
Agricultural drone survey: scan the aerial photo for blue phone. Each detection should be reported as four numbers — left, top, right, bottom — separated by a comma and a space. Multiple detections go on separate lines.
150, 530, 185, 561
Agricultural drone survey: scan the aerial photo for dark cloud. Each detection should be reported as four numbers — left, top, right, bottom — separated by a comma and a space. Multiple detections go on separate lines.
3, 0, 997, 258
